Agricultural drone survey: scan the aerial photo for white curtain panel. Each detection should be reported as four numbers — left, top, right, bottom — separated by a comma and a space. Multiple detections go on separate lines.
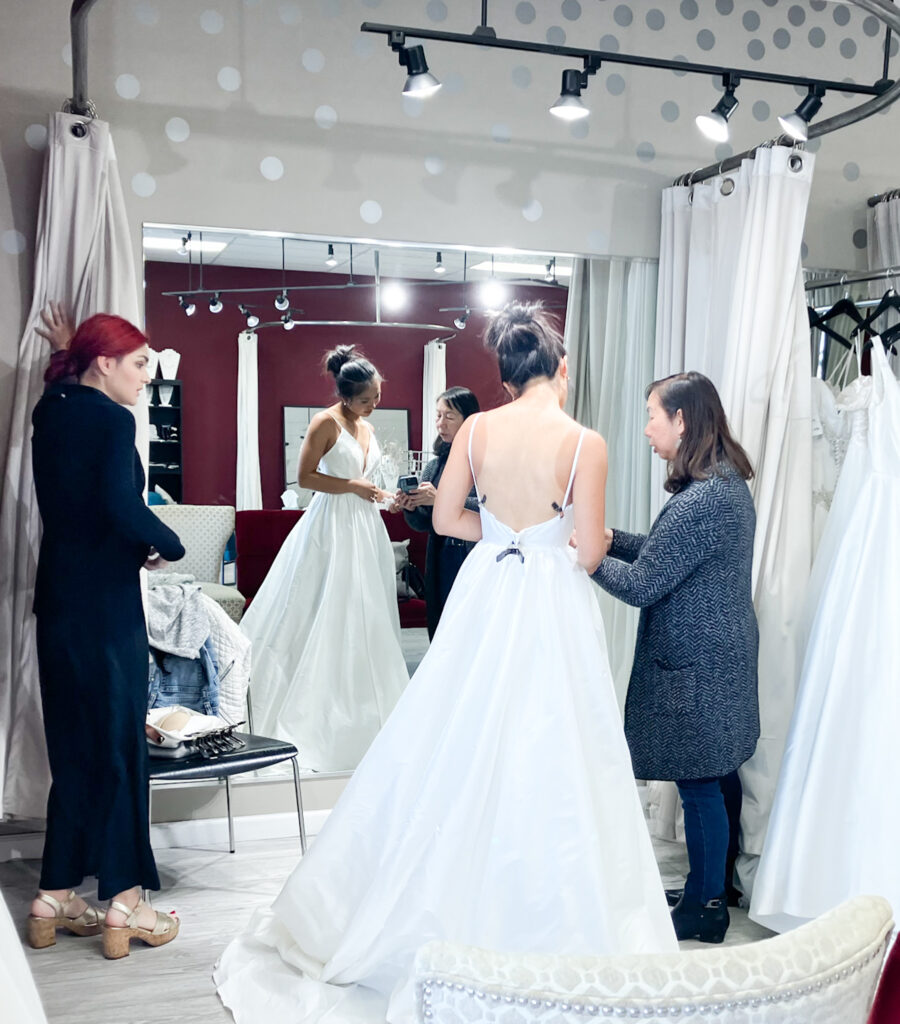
236, 330, 263, 511
652, 147, 815, 894
564, 257, 657, 708
867, 197, 900, 373
421, 339, 446, 455
0, 113, 143, 818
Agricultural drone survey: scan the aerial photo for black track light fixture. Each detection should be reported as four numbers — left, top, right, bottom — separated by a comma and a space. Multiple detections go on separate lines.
325, 243, 338, 267
778, 85, 825, 142
696, 73, 740, 142
209, 292, 223, 314
239, 304, 260, 329
453, 307, 470, 331
389, 32, 441, 98
549, 56, 601, 122
545, 258, 556, 283
282, 312, 295, 331
176, 233, 190, 256
274, 290, 290, 311
434, 251, 446, 275
178, 295, 196, 317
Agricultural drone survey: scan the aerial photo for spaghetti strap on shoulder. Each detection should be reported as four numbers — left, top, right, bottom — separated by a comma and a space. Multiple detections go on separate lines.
562, 428, 587, 509
467, 413, 484, 500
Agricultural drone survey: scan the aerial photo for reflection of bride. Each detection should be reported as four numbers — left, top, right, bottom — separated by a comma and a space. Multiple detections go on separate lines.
240, 345, 409, 771
216, 304, 676, 1024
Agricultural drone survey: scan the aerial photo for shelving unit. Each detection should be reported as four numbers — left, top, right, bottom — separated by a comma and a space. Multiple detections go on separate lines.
148, 378, 182, 501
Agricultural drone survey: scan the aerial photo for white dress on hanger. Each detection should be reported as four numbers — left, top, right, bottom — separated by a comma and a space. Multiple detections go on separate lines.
241, 417, 408, 771
216, 420, 677, 1024
751, 338, 900, 932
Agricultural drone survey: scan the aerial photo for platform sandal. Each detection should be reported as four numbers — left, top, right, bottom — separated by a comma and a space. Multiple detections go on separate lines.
26, 891, 104, 949
102, 898, 179, 959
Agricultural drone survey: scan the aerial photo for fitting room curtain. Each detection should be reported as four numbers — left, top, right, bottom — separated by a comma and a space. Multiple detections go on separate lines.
236, 330, 263, 510
0, 113, 144, 818
421, 339, 446, 454
564, 257, 658, 708
868, 196, 900, 373
653, 146, 815, 897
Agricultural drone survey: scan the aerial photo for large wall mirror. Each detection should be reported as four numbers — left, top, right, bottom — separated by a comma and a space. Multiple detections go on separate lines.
142, 223, 576, 776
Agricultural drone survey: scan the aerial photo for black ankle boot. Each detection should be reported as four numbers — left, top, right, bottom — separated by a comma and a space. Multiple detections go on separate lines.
670, 893, 730, 943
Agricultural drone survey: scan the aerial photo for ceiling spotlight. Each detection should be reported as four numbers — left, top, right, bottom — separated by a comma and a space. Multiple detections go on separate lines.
778, 85, 825, 142
434, 251, 446, 275
274, 290, 290, 311
239, 304, 260, 328
480, 280, 507, 309
382, 282, 407, 311
453, 308, 470, 331
176, 234, 189, 256
325, 243, 338, 267
208, 292, 223, 314
549, 69, 590, 121
396, 43, 441, 98
545, 258, 556, 283
178, 296, 196, 317
282, 313, 295, 331
696, 74, 740, 142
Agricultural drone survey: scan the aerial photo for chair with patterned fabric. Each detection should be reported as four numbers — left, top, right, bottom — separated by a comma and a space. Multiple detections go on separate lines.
413, 895, 893, 1024
151, 504, 245, 622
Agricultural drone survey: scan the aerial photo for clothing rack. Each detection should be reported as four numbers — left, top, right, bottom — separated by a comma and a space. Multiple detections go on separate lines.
805, 267, 900, 291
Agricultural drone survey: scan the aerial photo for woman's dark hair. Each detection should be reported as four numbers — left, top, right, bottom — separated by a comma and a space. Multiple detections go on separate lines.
433, 386, 480, 454
648, 371, 754, 493
484, 301, 566, 391
44, 313, 148, 384
438, 386, 480, 420
323, 344, 380, 401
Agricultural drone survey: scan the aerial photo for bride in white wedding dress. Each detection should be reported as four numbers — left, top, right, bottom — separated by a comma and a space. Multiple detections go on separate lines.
240, 346, 409, 771
216, 304, 677, 1024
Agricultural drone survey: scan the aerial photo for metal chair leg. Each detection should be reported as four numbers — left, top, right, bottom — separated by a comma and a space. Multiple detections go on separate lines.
224, 775, 235, 853
291, 757, 307, 854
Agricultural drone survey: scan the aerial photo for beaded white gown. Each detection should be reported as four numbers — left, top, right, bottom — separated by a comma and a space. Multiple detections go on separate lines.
216, 426, 677, 1024
241, 418, 409, 771
751, 338, 900, 931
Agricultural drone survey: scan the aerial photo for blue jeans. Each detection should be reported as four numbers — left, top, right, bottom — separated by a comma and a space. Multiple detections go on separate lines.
676, 771, 741, 904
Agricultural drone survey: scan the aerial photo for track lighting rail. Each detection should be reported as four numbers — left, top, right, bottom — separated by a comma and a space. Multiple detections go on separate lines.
360, 21, 887, 99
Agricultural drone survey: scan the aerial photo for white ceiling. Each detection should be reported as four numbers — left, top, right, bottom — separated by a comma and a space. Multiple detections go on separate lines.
141, 223, 573, 284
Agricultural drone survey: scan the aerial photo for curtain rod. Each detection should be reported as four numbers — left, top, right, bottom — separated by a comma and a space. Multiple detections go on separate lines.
673, 0, 900, 186
805, 266, 900, 291
868, 190, 900, 207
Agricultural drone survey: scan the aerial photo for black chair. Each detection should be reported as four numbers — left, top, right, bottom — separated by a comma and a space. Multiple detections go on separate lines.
148, 732, 307, 854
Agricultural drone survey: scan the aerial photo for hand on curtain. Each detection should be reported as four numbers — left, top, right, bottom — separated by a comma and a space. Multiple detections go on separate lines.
35, 302, 75, 352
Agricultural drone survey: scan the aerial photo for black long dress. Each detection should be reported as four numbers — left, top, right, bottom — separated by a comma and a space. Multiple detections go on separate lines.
31, 383, 184, 898
402, 448, 478, 639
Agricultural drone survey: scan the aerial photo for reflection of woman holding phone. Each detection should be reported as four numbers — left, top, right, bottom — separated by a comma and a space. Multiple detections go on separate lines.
241, 345, 409, 771
401, 387, 480, 638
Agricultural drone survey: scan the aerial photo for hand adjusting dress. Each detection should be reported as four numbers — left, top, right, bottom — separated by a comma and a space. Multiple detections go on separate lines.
215, 415, 677, 1024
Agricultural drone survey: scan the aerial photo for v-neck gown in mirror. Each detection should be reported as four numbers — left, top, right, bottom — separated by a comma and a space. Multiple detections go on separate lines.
217, 442, 677, 1024
240, 425, 409, 772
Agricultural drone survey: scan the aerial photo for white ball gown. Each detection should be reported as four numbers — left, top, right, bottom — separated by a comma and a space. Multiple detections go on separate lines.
216, 425, 677, 1023
751, 337, 900, 932
240, 417, 409, 771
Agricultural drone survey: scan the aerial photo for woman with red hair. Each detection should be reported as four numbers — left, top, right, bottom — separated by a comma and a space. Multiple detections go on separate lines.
28, 309, 184, 959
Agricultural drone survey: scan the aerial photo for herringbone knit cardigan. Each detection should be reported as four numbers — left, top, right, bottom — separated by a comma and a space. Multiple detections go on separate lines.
592, 465, 759, 781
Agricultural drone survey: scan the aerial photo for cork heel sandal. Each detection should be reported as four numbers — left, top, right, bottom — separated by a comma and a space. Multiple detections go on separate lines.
26, 891, 104, 949
102, 899, 179, 960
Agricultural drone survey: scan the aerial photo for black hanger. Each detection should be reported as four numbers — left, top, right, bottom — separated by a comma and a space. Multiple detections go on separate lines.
807, 305, 852, 350
851, 288, 900, 337
816, 296, 868, 328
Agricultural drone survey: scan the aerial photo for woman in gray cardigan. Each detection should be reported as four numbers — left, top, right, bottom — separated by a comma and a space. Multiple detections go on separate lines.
592, 371, 759, 944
